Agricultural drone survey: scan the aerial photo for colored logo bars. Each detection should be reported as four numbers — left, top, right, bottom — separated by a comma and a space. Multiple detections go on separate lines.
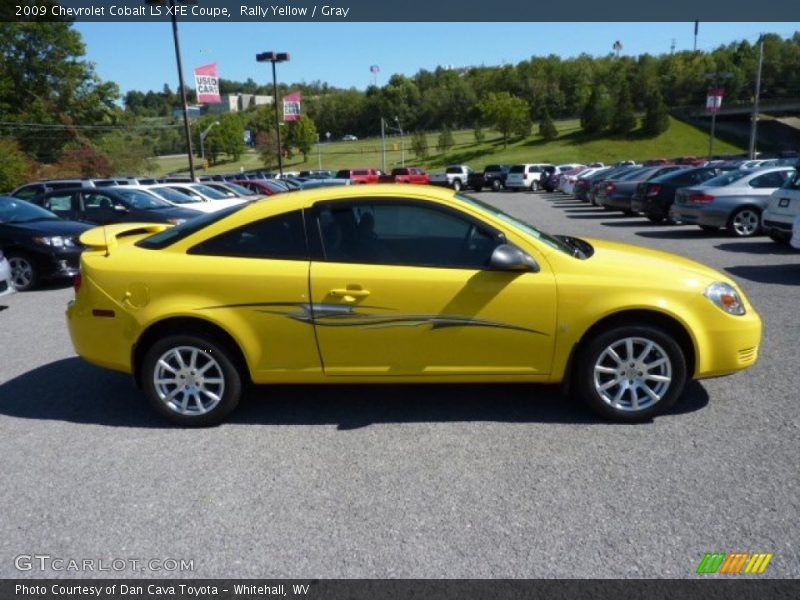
696, 552, 773, 574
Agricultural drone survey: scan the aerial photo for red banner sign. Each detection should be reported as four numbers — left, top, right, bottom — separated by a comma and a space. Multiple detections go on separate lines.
283, 91, 302, 121
705, 87, 724, 113
194, 63, 220, 104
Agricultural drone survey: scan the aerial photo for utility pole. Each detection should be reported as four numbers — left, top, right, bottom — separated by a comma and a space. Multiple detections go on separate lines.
693, 21, 699, 52
169, 0, 195, 181
380, 117, 386, 172
748, 38, 765, 160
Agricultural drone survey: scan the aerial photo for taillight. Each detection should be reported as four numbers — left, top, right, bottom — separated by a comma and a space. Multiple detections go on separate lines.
689, 193, 715, 203
606, 183, 616, 193
73, 272, 82, 294
646, 184, 662, 197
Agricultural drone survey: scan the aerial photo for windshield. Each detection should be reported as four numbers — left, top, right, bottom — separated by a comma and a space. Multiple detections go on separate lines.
0, 196, 60, 223
222, 182, 257, 196
702, 170, 750, 187
114, 188, 172, 210
455, 193, 574, 256
148, 187, 200, 205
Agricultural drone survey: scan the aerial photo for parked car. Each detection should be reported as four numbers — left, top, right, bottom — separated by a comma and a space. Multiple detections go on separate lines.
200, 182, 262, 200
586, 166, 641, 205
162, 183, 251, 207
574, 167, 613, 202
31, 187, 202, 226
561, 167, 606, 196
378, 167, 430, 185
632, 165, 737, 223
298, 170, 336, 179
341, 134, 358, 142
129, 185, 240, 214
232, 179, 288, 196
298, 179, 354, 190
670, 167, 795, 237
429, 165, 474, 191
467, 165, 512, 192
66, 184, 762, 426
0, 249, 16, 298
0, 196, 92, 291
11, 179, 94, 200
335, 168, 382, 184
543, 164, 585, 192
505, 164, 553, 192
762, 169, 800, 244
597, 166, 686, 213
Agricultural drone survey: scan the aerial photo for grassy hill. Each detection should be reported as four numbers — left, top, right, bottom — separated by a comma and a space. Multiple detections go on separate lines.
152, 117, 745, 176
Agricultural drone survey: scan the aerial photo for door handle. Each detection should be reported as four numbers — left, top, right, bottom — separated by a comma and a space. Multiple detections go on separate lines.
329, 287, 370, 300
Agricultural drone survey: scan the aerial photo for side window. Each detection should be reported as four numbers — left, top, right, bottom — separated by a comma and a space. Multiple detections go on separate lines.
691, 170, 715, 184
43, 193, 74, 213
189, 209, 307, 260
750, 172, 788, 189
317, 201, 498, 269
83, 193, 118, 211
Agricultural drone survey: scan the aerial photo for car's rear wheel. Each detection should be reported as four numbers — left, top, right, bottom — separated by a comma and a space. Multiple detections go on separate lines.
728, 207, 761, 237
142, 334, 242, 426
574, 325, 687, 422
452, 179, 462, 192
491, 179, 502, 192
530, 180, 539, 191
7, 253, 38, 291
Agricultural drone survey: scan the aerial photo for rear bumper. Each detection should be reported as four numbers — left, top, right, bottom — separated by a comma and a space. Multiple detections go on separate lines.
671, 205, 729, 227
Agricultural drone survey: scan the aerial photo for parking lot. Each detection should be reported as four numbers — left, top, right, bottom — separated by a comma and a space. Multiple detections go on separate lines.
0, 189, 798, 579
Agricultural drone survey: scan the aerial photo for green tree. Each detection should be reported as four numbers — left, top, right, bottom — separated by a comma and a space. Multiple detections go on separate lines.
538, 108, 558, 141
289, 115, 318, 161
199, 113, 245, 164
255, 130, 278, 169
96, 131, 155, 175
411, 131, 429, 160
642, 88, 670, 136
580, 86, 611, 134
479, 92, 531, 147
0, 138, 34, 192
473, 123, 485, 143
610, 78, 637, 135
436, 125, 454, 153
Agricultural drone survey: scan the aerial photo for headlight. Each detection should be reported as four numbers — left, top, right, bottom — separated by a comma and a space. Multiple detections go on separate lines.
33, 236, 65, 247
167, 218, 186, 225
704, 282, 746, 316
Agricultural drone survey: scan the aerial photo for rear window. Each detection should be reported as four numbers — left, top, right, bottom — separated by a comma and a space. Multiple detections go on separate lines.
136, 204, 246, 250
445, 167, 463, 174
509, 165, 525, 174
353, 170, 369, 176
335, 170, 350, 178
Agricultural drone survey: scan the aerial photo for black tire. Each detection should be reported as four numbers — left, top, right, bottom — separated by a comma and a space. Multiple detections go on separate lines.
530, 180, 539, 192
768, 231, 791, 245
141, 334, 243, 427
573, 324, 687, 422
699, 225, 719, 232
727, 206, 761, 238
452, 179, 462, 192
491, 179, 502, 192
472, 185, 483, 192
7, 252, 38, 291
647, 215, 665, 224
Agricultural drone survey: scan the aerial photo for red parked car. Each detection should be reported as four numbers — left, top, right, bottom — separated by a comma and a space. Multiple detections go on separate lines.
378, 167, 430, 184
232, 179, 287, 196
335, 168, 382, 184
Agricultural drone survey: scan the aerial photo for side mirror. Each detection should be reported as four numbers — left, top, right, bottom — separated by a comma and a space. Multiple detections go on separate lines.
113, 204, 128, 213
489, 244, 539, 272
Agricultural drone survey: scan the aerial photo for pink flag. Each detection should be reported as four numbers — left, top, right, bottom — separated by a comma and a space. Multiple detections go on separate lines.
283, 92, 302, 121
194, 63, 220, 104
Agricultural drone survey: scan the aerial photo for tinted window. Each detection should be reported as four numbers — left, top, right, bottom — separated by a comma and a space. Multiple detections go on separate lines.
749, 171, 792, 189
445, 167, 464, 174
0, 197, 60, 223
43, 193, 74, 213
14, 184, 45, 200
113, 189, 170, 210
137, 204, 246, 250
528, 166, 542, 173
509, 165, 525, 174
189, 210, 307, 260
317, 201, 498, 269
704, 170, 750, 187
148, 187, 198, 205
83, 192, 119, 210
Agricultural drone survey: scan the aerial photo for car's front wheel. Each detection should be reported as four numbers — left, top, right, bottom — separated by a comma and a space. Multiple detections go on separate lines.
142, 334, 243, 426
574, 325, 687, 422
491, 179, 502, 192
452, 179, 462, 192
7, 253, 38, 291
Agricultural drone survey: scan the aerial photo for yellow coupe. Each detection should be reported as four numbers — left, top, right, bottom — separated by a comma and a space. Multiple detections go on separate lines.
66, 184, 762, 425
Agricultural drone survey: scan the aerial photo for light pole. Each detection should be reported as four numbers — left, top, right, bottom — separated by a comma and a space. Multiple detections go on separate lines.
704, 71, 733, 159
256, 51, 290, 176
748, 38, 765, 160
316, 133, 321, 170
394, 117, 405, 167
199, 121, 219, 163
147, 0, 197, 181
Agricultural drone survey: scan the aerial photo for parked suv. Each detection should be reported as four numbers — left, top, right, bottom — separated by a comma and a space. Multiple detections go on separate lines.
468, 165, 511, 192
429, 165, 474, 191
505, 163, 552, 191
762, 168, 800, 244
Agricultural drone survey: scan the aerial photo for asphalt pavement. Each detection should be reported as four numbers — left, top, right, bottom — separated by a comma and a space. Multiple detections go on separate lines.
0, 190, 797, 579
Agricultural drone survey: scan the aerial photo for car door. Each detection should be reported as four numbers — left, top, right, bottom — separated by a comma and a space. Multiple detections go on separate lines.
308, 198, 557, 377
79, 191, 127, 224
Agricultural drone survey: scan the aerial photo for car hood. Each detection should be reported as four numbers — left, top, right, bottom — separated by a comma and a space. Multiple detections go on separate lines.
579, 237, 730, 285
4, 219, 93, 236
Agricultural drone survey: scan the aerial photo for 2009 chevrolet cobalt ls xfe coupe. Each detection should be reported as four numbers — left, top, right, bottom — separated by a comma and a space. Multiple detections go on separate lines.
67, 185, 762, 425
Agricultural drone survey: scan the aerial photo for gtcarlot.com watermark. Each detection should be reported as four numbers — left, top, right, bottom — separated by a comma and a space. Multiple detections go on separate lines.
14, 554, 195, 573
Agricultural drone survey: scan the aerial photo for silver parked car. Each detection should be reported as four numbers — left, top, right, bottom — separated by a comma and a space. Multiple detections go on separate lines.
670, 167, 795, 237
0, 249, 16, 299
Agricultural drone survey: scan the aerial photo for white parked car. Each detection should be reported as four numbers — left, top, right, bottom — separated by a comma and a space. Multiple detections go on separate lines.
121, 185, 233, 214
791, 214, 800, 249
505, 163, 553, 191
561, 167, 605, 195
159, 184, 248, 211
0, 249, 16, 299
762, 169, 800, 245
429, 165, 474, 191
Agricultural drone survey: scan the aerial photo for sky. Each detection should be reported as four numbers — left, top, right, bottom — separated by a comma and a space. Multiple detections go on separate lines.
74, 22, 800, 95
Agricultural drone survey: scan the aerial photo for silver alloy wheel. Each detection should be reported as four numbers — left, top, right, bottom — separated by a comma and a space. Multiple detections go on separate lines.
593, 336, 672, 412
731, 209, 760, 237
8, 256, 33, 289
153, 346, 226, 416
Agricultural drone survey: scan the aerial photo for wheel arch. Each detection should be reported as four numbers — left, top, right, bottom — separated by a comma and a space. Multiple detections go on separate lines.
132, 316, 251, 388
561, 309, 697, 393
